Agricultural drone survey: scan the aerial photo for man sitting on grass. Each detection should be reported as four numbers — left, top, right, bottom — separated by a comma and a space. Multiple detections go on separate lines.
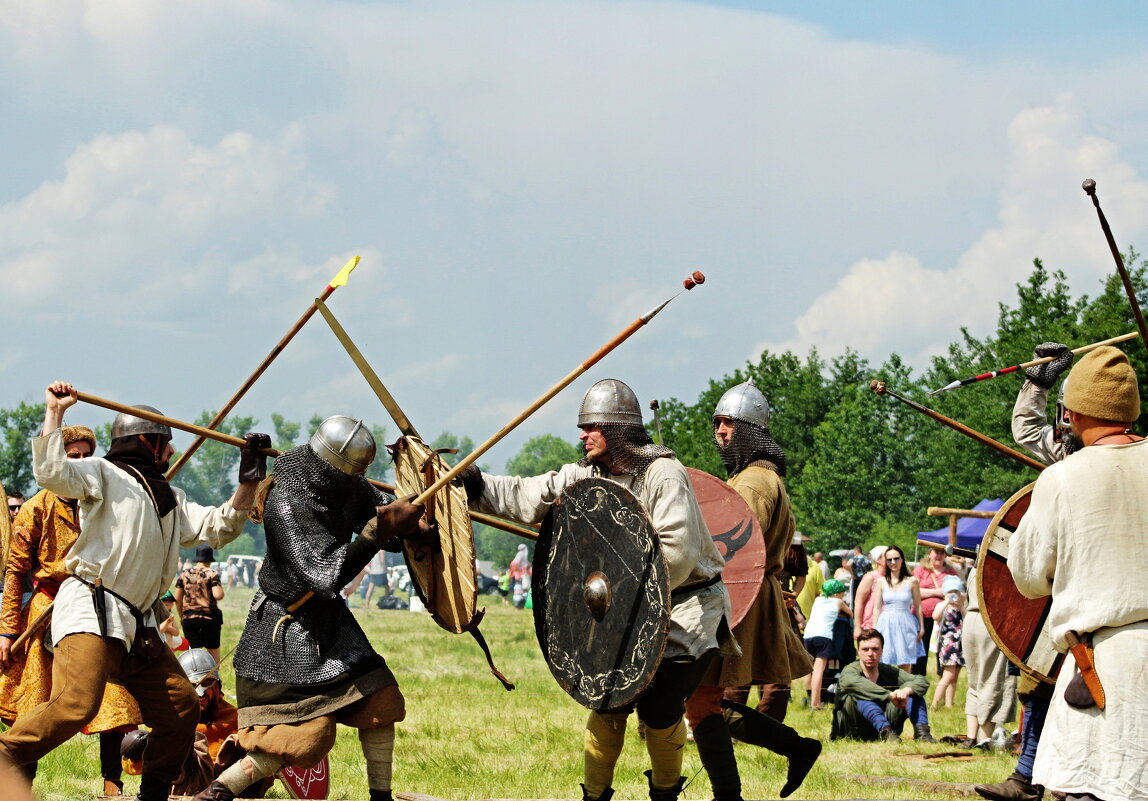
831, 628, 935, 742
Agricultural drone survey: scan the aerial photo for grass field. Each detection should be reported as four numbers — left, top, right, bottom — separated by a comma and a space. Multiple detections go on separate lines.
22, 587, 1016, 800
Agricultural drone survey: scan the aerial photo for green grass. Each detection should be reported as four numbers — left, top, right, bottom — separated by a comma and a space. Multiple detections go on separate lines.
22, 588, 1016, 799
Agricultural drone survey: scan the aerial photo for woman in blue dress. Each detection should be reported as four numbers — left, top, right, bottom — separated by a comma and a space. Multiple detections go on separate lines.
872, 545, 925, 670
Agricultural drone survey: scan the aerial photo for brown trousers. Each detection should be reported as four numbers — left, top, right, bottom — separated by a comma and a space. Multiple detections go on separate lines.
0, 633, 198, 783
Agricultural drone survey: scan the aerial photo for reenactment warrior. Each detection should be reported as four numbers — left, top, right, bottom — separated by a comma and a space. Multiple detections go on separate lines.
0, 381, 264, 801
0, 425, 142, 796
684, 380, 821, 801
975, 341, 1073, 801
1008, 346, 1146, 801
462, 378, 734, 801
193, 416, 427, 801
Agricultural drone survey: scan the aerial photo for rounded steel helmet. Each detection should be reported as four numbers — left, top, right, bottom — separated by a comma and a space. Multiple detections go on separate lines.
111, 405, 173, 442
178, 648, 219, 695
577, 379, 643, 427
713, 380, 769, 428
309, 415, 376, 475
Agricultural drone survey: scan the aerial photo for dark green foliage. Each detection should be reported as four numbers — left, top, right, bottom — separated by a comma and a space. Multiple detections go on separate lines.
0, 402, 45, 496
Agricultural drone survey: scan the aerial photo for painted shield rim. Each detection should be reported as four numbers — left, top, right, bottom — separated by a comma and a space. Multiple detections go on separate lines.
534, 477, 670, 710
975, 481, 1061, 686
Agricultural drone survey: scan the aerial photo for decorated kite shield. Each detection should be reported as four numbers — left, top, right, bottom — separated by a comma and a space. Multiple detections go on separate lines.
390, 435, 479, 634
279, 756, 330, 799
976, 482, 1062, 685
534, 477, 670, 710
686, 467, 764, 628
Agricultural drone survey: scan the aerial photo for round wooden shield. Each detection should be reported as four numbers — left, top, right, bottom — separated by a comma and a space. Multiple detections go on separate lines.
279, 756, 330, 799
976, 482, 1062, 685
534, 477, 670, 711
390, 435, 479, 634
686, 467, 765, 628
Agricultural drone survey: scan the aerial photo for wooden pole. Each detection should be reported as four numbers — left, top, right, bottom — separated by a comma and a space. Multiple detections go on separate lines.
410, 272, 706, 506
926, 507, 997, 519
1083, 179, 1148, 349
75, 392, 537, 540
870, 381, 1046, 473
9, 604, 54, 654
167, 256, 360, 478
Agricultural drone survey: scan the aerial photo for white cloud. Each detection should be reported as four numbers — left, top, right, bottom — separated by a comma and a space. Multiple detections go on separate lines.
757, 94, 1148, 367
0, 124, 334, 306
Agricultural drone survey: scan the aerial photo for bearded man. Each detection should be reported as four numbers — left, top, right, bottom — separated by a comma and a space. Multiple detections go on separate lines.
684, 380, 821, 801
1009, 346, 1146, 801
461, 378, 733, 801
194, 417, 426, 801
0, 382, 264, 801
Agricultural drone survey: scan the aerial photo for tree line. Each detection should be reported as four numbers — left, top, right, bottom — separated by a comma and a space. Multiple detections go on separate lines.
2, 256, 1145, 564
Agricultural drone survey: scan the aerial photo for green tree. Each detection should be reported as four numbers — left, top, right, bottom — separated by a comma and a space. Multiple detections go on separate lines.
0, 402, 46, 496
503, 434, 581, 476
271, 413, 301, 449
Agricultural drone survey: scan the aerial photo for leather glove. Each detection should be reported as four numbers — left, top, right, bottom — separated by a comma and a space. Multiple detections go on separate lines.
1025, 342, 1073, 389
454, 464, 485, 503
238, 432, 272, 483
376, 497, 427, 541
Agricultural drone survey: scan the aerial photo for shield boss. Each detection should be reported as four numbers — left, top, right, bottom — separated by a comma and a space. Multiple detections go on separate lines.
534, 477, 669, 710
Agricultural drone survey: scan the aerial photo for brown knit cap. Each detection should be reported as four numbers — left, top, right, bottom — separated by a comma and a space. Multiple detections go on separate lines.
1063, 346, 1140, 423
61, 425, 97, 452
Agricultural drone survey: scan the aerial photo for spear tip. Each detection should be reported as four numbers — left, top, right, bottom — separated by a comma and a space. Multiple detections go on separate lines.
927, 380, 961, 397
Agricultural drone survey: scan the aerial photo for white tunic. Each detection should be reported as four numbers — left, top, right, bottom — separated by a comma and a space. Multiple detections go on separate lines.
33, 430, 247, 649
1009, 439, 1148, 801
477, 457, 731, 659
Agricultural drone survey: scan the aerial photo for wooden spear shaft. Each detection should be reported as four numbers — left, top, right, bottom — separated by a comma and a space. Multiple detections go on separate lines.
1083, 179, 1148, 348
410, 272, 706, 506
869, 380, 1046, 472
167, 256, 360, 478
75, 392, 538, 540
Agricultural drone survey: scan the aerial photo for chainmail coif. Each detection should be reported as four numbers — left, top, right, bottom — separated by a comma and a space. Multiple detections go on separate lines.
715, 418, 787, 477
234, 444, 394, 686
578, 422, 673, 490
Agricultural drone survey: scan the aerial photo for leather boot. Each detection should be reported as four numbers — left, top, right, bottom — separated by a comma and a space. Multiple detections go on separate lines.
722, 700, 821, 798
190, 780, 237, 801
135, 775, 172, 801
369, 790, 394, 801
581, 785, 615, 801
974, 771, 1045, 801
691, 714, 742, 801
103, 778, 125, 796
645, 769, 687, 801
914, 723, 937, 743
878, 726, 900, 742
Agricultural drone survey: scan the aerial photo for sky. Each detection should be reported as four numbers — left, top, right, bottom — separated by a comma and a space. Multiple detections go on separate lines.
4, 1, 1148, 474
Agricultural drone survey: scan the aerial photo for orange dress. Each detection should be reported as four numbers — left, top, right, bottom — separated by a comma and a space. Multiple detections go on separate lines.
0, 490, 142, 731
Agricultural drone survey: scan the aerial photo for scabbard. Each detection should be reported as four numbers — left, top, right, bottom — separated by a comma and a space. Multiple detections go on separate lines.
1066, 631, 1106, 709
93, 578, 109, 641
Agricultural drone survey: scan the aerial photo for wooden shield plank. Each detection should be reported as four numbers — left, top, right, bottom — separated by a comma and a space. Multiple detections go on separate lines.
390, 435, 479, 634
534, 478, 670, 710
279, 756, 330, 798
686, 467, 765, 628
976, 482, 1062, 685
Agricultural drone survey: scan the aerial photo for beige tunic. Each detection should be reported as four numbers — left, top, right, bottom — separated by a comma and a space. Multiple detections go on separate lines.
709, 464, 812, 686
477, 457, 732, 659
1010, 439, 1148, 801
1011, 380, 1065, 464
962, 569, 1016, 725
33, 430, 247, 650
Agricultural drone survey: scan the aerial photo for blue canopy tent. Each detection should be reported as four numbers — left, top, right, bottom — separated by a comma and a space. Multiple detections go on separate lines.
916, 498, 1004, 551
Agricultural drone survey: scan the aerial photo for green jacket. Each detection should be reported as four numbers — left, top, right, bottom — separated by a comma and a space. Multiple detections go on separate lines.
831, 661, 929, 740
